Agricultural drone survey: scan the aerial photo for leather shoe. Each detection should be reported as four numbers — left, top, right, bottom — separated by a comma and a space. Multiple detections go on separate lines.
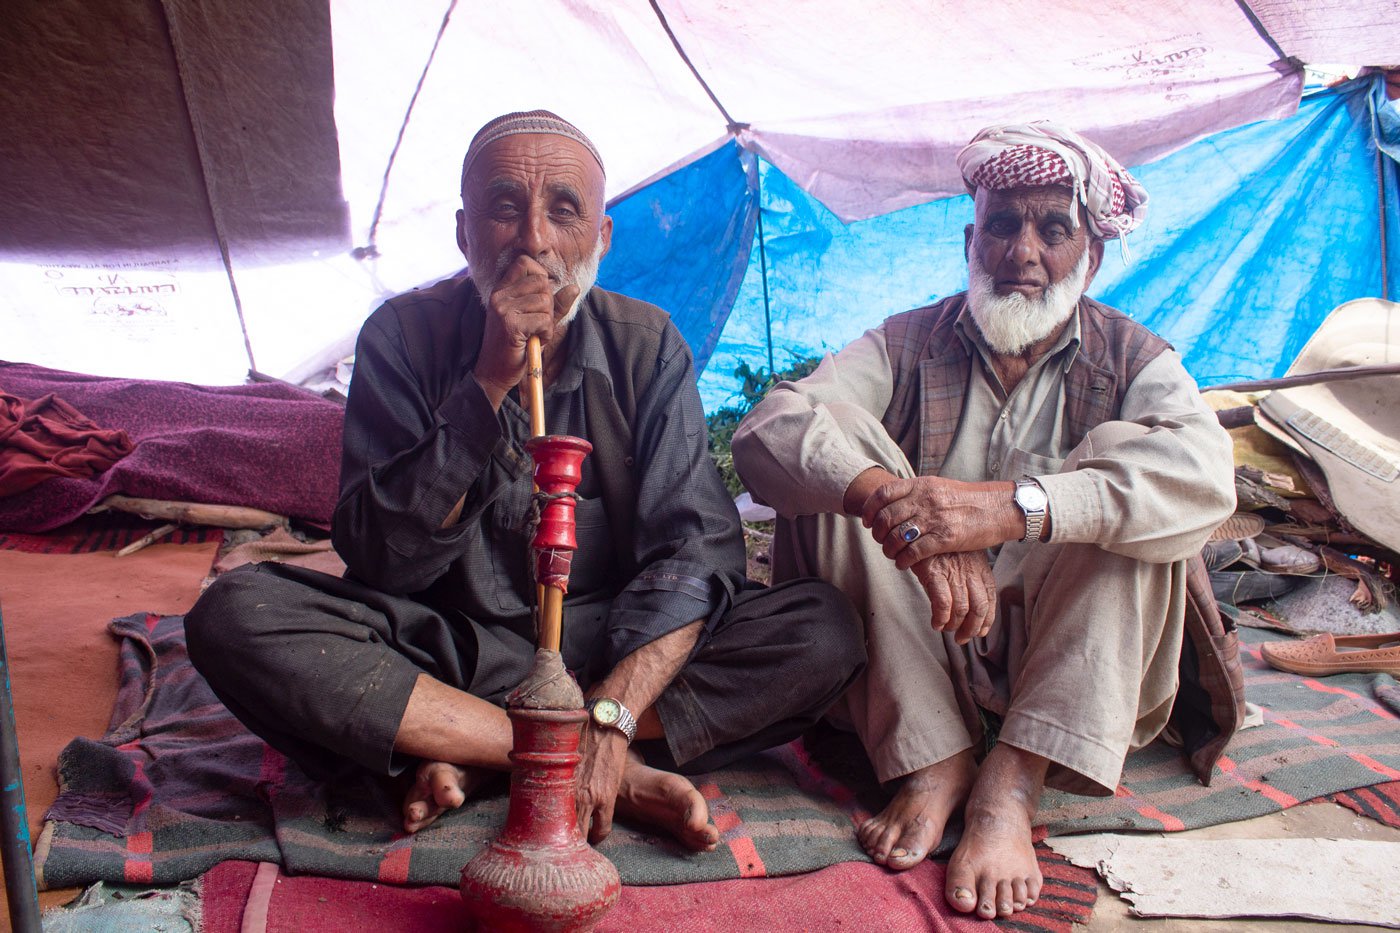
1260, 632, 1400, 677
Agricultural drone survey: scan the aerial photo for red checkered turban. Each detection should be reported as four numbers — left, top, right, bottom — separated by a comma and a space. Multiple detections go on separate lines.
956, 121, 1148, 241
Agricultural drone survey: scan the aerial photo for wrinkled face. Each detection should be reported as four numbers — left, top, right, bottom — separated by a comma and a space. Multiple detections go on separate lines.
962, 185, 1105, 355
456, 133, 612, 299
965, 185, 1102, 302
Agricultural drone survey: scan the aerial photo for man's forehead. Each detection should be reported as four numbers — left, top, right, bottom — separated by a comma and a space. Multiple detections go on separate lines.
977, 184, 1076, 212
466, 133, 604, 189
975, 185, 1089, 227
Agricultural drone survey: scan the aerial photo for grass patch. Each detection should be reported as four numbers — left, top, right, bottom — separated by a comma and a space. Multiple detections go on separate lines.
706, 356, 822, 497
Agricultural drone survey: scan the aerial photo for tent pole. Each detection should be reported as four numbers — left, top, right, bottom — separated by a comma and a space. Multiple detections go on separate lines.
756, 171, 775, 376
0, 607, 41, 932
1379, 145, 1391, 302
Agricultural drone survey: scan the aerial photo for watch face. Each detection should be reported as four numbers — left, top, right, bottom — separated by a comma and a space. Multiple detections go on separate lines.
1016, 483, 1048, 511
591, 698, 622, 726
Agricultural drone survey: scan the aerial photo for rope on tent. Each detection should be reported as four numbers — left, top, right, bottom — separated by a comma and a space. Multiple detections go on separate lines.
647, 1, 742, 131
358, 0, 460, 261
1230, 0, 1297, 69
157, 0, 258, 375
647, 1, 777, 373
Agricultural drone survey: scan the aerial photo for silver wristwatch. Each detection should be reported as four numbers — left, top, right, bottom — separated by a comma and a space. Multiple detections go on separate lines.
586, 697, 637, 744
1013, 478, 1048, 543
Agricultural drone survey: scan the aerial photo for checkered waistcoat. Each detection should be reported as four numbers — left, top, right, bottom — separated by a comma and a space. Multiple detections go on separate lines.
879, 292, 1246, 786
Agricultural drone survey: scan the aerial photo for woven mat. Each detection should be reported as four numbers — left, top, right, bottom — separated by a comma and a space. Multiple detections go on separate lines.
199, 850, 1095, 933
1032, 628, 1400, 834
0, 511, 222, 553
37, 613, 870, 889
1333, 781, 1400, 828
35, 617, 1400, 892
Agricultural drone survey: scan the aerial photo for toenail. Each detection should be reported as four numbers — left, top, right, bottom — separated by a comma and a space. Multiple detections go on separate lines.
953, 887, 973, 901
892, 848, 907, 858
998, 902, 1011, 912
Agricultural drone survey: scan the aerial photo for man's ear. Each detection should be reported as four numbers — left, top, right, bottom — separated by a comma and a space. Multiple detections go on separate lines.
1083, 237, 1105, 289
455, 209, 470, 261
963, 224, 974, 259
599, 214, 613, 259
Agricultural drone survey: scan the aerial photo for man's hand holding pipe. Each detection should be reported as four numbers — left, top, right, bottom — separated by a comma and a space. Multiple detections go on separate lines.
472, 255, 580, 410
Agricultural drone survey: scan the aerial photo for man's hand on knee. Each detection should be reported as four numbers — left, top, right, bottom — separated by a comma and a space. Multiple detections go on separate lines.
913, 551, 997, 645
574, 726, 630, 844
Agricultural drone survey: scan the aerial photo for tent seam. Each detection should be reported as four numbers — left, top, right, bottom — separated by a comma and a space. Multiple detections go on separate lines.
155, 0, 259, 375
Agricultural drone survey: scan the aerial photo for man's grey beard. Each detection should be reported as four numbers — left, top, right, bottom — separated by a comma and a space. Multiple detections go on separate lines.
474, 238, 604, 325
966, 249, 1090, 355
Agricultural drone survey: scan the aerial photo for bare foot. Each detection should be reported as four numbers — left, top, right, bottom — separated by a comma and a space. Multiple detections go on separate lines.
945, 743, 1048, 919
615, 752, 719, 852
858, 748, 976, 870
402, 760, 490, 833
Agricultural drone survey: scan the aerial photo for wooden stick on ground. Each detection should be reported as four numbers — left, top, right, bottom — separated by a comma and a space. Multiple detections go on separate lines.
90, 495, 285, 530
115, 523, 178, 557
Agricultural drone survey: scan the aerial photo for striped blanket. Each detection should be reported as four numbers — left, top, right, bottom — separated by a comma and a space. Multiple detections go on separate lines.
0, 512, 222, 554
36, 615, 1400, 891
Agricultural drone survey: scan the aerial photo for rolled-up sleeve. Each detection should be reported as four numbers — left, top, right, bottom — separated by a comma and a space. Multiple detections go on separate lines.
1035, 351, 1236, 562
604, 326, 747, 664
732, 328, 895, 517
332, 309, 528, 594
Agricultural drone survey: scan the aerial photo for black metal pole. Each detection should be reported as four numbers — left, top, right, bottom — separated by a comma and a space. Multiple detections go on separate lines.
756, 173, 776, 376
0, 606, 41, 932
1379, 143, 1391, 302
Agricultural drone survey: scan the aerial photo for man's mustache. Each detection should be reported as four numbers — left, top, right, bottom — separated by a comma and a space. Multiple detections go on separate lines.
492, 250, 569, 288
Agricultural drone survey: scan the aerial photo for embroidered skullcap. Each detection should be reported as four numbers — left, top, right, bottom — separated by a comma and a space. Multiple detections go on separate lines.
461, 110, 605, 186
956, 121, 1148, 242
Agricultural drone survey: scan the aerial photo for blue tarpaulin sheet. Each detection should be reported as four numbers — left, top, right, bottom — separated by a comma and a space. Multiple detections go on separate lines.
597, 143, 757, 377
600, 76, 1397, 412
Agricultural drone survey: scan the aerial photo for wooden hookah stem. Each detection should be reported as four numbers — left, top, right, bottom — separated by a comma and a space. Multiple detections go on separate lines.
526, 336, 563, 652
526, 336, 546, 439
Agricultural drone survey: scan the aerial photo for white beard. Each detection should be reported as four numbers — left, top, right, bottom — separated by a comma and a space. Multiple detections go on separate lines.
966, 249, 1090, 355
475, 238, 604, 325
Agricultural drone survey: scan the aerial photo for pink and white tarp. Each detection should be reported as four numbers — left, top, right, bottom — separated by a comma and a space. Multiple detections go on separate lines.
2, 1, 1396, 386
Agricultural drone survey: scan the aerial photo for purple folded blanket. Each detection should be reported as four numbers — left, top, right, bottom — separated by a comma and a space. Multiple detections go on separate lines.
0, 361, 343, 531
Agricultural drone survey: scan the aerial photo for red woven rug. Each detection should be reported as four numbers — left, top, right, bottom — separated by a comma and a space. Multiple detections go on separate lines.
1333, 780, 1400, 828
199, 847, 1095, 933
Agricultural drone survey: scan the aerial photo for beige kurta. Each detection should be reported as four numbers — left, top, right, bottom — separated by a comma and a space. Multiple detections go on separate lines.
732, 306, 1235, 794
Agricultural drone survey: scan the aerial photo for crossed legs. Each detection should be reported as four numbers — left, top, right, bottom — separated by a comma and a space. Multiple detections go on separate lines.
769, 409, 1184, 918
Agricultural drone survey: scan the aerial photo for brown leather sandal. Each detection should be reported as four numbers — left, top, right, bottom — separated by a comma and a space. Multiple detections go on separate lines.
1260, 632, 1400, 677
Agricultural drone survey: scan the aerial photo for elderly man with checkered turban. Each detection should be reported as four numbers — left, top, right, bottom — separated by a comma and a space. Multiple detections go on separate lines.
186, 111, 864, 855
734, 121, 1241, 920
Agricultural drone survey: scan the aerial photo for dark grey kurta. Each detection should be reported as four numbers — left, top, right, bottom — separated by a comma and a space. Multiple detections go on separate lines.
186, 277, 863, 780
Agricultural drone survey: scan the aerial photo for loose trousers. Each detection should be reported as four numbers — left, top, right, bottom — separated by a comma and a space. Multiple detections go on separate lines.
186, 563, 864, 781
770, 404, 1184, 795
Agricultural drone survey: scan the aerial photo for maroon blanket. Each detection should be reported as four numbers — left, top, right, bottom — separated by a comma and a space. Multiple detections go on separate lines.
0, 362, 343, 532
0, 391, 133, 497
